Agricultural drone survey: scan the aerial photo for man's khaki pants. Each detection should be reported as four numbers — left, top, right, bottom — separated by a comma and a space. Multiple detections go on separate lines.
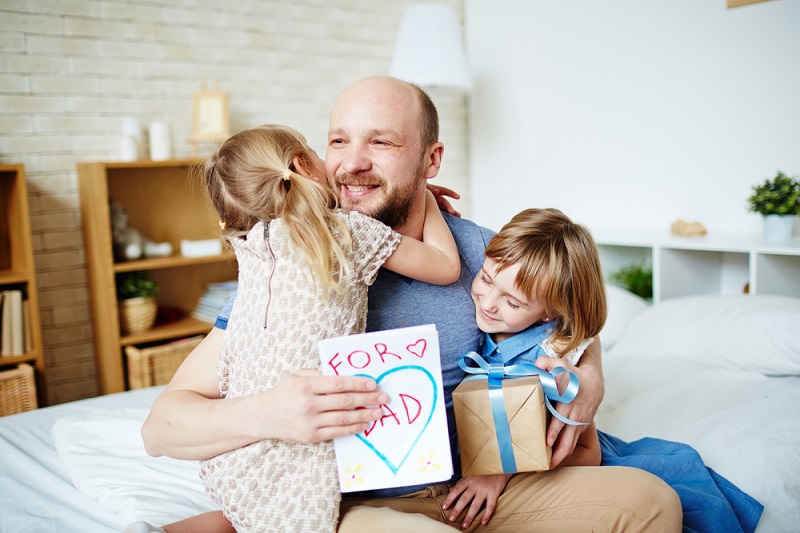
339, 466, 681, 532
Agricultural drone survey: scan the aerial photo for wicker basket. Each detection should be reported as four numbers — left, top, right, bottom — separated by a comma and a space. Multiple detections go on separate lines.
125, 335, 204, 389
119, 296, 158, 335
0, 364, 38, 417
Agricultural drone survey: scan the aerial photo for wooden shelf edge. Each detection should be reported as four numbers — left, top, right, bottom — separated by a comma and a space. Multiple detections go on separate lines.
114, 252, 235, 273
120, 317, 213, 346
78, 159, 202, 169
0, 353, 39, 366
0, 270, 30, 284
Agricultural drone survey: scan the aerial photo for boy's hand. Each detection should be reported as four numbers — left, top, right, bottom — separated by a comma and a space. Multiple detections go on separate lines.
441, 474, 512, 528
535, 355, 603, 467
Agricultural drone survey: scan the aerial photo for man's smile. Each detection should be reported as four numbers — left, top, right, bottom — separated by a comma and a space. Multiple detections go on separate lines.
343, 184, 376, 191
337, 176, 384, 199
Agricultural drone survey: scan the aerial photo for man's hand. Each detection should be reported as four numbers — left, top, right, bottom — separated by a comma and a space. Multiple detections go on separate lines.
142, 330, 389, 460
427, 184, 461, 218
534, 352, 604, 468
442, 474, 513, 528
265, 369, 389, 444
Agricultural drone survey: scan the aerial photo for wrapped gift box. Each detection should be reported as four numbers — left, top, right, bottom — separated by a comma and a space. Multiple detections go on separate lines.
453, 375, 551, 476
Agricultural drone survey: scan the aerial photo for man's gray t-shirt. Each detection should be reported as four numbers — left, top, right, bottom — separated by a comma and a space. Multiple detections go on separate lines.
214, 214, 495, 498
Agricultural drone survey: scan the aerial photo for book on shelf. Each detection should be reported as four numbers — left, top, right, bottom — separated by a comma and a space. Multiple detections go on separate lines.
23, 299, 33, 354
192, 280, 238, 324
0, 291, 8, 355
1, 290, 24, 356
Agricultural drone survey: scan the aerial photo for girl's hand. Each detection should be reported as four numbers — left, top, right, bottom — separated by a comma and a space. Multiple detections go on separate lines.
427, 184, 461, 218
441, 474, 512, 528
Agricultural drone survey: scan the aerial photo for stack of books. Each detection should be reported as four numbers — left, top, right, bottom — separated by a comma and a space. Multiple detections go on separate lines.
1, 290, 32, 356
192, 280, 238, 324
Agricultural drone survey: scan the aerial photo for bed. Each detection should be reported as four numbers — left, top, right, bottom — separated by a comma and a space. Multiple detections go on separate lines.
1, 290, 798, 532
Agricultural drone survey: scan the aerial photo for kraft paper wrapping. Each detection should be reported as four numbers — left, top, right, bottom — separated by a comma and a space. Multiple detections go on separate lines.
453, 376, 551, 476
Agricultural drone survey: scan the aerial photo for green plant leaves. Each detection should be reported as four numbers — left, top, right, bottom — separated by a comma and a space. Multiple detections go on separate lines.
117, 271, 159, 299
609, 262, 653, 301
747, 171, 800, 216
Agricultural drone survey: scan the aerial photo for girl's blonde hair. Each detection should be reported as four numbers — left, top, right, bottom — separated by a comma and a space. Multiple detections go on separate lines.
199, 124, 351, 293
485, 208, 607, 356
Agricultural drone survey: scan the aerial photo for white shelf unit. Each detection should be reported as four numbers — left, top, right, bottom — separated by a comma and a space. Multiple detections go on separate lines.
593, 230, 800, 303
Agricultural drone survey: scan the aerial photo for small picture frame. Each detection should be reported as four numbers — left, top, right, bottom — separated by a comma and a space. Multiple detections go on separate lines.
191, 87, 230, 140
727, 0, 772, 7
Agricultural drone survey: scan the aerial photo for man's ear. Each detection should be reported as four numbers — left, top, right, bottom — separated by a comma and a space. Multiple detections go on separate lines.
423, 142, 444, 180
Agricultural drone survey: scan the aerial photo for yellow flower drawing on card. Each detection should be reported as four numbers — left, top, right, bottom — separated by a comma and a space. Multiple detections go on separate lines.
414, 450, 443, 475
342, 462, 366, 489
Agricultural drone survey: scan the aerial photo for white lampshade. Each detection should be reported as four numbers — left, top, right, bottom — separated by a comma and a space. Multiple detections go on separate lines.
389, 3, 472, 91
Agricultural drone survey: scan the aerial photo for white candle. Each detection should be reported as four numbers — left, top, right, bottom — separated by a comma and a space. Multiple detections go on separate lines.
119, 136, 138, 161
122, 116, 140, 137
148, 120, 171, 161
120, 116, 142, 161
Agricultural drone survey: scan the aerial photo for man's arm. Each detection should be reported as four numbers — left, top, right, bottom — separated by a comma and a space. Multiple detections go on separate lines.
534, 337, 605, 468
141, 327, 388, 460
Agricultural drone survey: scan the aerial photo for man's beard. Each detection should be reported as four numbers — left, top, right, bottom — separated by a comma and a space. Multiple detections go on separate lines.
337, 159, 425, 229
370, 178, 418, 229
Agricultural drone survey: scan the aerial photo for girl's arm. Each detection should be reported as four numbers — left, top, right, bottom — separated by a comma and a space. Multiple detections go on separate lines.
555, 420, 601, 467
427, 183, 461, 218
382, 190, 461, 285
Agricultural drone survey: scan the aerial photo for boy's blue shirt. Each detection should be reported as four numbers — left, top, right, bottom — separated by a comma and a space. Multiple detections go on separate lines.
479, 321, 556, 366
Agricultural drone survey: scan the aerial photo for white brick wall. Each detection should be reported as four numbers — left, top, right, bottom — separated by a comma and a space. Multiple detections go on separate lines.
0, 0, 469, 404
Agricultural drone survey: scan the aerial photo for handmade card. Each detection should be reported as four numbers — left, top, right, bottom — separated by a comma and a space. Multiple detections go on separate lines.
318, 324, 453, 492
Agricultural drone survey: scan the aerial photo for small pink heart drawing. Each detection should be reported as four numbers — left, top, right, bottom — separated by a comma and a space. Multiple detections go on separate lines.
406, 339, 427, 358
355, 365, 437, 475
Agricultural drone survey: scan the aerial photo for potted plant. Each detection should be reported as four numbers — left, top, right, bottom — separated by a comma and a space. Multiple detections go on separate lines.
609, 262, 653, 301
747, 171, 800, 244
117, 271, 159, 334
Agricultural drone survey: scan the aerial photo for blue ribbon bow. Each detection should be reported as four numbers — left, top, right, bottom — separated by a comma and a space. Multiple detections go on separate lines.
457, 351, 587, 473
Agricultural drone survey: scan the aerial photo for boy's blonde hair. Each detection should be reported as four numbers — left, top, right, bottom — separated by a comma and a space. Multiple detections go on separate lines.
199, 124, 350, 293
485, 208, 607, 356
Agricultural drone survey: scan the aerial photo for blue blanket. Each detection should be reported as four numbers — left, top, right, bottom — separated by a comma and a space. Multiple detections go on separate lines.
598, 431, 763, 533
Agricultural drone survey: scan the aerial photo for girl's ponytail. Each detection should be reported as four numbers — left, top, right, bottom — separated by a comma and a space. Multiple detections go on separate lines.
199, 125, 351, 294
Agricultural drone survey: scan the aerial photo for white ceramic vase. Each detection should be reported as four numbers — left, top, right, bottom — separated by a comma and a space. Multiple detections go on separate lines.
762, 214, 796, 245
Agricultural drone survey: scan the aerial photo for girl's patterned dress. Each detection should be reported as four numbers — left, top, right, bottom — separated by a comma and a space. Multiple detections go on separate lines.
200, 210, 400, 532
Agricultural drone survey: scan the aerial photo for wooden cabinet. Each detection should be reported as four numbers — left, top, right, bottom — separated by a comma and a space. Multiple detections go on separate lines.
78, 160, 238, 394
595, 229, 800, 303
0, 164, 45, 408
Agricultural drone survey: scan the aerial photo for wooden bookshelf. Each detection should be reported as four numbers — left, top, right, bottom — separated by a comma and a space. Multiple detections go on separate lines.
78, 160, 238, 394
0, 164, 45, 411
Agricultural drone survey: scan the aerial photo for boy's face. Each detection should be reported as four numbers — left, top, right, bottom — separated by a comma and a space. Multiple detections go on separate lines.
471, 258, 549, 342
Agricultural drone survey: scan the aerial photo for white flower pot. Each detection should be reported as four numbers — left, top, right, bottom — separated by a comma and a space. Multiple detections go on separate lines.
763, 214, 796, 245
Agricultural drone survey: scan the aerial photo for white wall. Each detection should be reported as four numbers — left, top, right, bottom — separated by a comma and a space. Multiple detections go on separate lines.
466, 0, 800, 234
0, 0, 468, 404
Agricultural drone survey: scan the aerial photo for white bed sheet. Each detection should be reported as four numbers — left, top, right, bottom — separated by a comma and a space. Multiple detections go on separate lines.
595, 293, 800, 533
2, 293, 798, 533
595, 358, 800, 533
0, 387, 164, 533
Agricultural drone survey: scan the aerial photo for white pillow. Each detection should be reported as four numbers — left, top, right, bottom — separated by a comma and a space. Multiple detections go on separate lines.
53, 409, 217, 526
599, 285, 650, 350
608, 294, 800, 375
